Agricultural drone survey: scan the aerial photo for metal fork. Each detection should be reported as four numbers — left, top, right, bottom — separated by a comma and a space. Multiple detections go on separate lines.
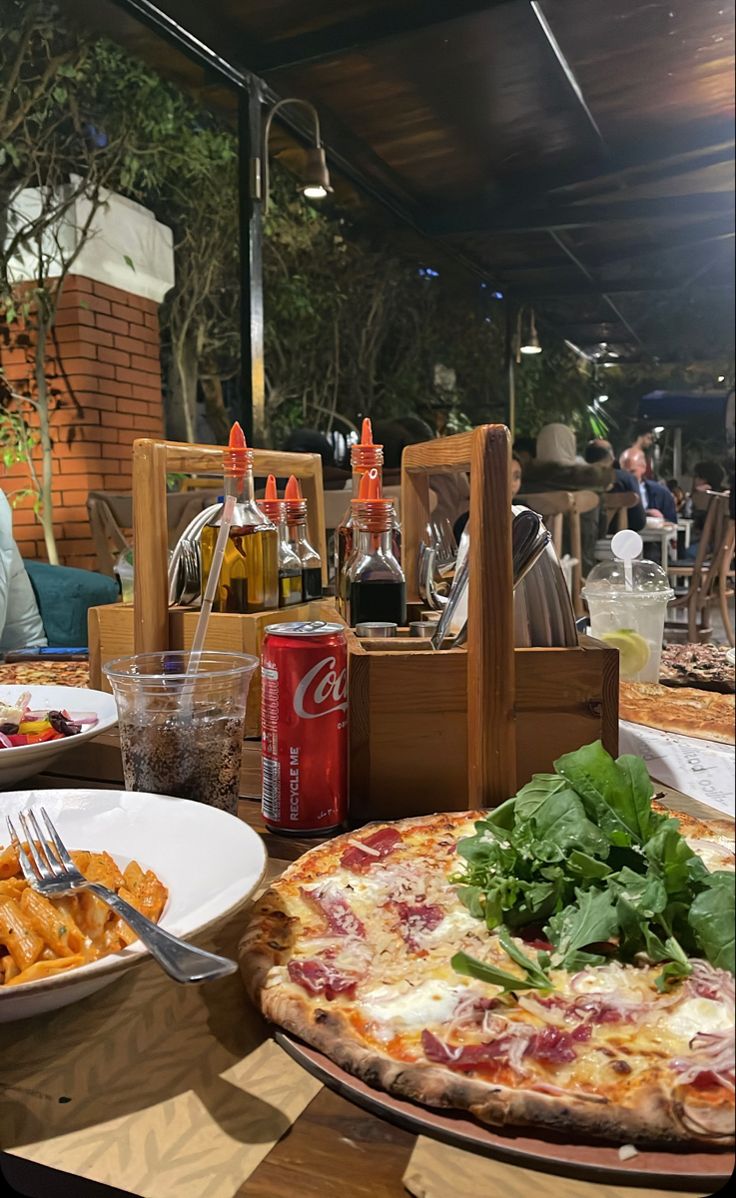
7, 808, 237, 985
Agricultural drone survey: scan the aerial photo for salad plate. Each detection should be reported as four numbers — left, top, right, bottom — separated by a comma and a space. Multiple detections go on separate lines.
0, 684, 117, 785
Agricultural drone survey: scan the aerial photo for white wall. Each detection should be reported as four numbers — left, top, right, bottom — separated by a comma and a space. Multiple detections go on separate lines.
4, 182, 174, 303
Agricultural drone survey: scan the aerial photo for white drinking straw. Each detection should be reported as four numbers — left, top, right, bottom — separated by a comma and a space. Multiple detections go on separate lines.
611, 528, 643, 592
184, 423, 247, 683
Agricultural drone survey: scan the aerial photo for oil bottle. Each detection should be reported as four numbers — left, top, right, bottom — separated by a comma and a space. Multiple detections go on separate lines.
283, 475, 323, 600
200, 425, 279, 613
258, 475, 303, 608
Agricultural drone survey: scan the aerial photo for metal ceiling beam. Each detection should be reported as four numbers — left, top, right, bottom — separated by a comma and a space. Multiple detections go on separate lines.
546, 230, 644, 348
249, 1, 519, 74
426, 192, 735, 235
515, 277, 733, 299
530, 1, 605, 149
496, 130, 735, 210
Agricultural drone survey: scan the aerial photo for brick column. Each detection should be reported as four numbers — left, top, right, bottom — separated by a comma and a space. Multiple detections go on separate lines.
2, 275, 165, 570
2, 188, 173, 571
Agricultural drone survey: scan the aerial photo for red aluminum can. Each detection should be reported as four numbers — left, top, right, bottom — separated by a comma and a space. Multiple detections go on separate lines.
261, 620, 348, 834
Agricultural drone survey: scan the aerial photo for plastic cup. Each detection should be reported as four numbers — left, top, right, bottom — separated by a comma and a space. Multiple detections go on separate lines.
104, 651, 258, 814
583, 592, 673, 681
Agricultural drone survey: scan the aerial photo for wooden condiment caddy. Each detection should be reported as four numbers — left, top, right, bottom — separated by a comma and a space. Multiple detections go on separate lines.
348, 425, 618, 819
88, 437, 340, 736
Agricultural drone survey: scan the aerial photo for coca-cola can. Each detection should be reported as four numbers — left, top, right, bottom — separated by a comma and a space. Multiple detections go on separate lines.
261, 620, 348, 834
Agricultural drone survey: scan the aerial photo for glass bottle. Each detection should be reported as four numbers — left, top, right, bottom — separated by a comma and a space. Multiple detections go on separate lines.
335, 417, 401, 615
346, 468, 406, 627
284, 474, 323, 600
200, 437, 279, 613
258, 475, 303, 608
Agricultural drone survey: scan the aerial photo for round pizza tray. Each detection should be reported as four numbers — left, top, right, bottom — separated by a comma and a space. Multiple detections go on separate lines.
275, 1031, 734, 1190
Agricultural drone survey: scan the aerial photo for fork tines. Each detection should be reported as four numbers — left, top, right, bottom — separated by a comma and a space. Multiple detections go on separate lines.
6, 807, 71, 884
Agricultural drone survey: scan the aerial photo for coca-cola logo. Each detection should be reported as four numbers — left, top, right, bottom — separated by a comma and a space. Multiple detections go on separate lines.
294, 655, 348, 719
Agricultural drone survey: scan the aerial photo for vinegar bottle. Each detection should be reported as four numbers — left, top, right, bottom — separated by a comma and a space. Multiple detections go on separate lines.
258, 475, 304, 608
346, 469, 406, 627
200, 427, 279, 613
284, 475, 323, 600
335, 418, 401, 615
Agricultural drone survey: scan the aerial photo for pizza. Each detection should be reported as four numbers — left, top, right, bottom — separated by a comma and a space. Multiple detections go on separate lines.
659, 644, 735, 695
241, 745, 735, 1147
620, 680, 735, 745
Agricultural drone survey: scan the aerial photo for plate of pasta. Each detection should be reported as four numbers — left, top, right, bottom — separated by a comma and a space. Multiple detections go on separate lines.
0, 788, 266, 1020
0, 685, 118, 785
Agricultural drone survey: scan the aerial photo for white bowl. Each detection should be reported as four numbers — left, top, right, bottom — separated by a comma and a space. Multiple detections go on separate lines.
0, 685, 118, 785
0, 788, 266, 1020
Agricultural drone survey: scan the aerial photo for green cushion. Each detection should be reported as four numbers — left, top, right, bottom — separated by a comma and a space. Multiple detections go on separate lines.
22, 560, 119, 648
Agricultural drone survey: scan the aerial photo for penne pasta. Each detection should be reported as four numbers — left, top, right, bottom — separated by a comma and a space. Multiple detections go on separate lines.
84, 851, 125, 891
0, 841, 167, 988
0, 897, 45, 969
19, 889, 85, 957
0, 845, 20, 880
4, 956, 87, 986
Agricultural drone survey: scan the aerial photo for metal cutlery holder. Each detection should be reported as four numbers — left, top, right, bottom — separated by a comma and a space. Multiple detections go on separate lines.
88, 436, 340, 737
348, 425, 619, 821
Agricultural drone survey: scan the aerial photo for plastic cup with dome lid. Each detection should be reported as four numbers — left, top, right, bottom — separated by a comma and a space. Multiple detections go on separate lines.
582, 530, 674, 682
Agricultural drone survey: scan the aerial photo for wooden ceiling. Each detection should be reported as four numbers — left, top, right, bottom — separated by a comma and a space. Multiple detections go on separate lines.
65, 0, 735, 362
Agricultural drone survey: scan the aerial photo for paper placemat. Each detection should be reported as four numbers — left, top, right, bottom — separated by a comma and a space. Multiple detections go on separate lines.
0, 883, 321, 1198
403, 1136, 707, 1198
619, 720, 735, 819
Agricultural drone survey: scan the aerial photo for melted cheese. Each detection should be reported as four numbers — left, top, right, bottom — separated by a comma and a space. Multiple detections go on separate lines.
684, 837, 734, 874
662, 997, 734, 1042
361, 979, 465, 1033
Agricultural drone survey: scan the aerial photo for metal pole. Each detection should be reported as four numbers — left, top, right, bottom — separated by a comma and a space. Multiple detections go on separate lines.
673, 426, 682, 480
238, 82, 266, 445
505, 301, 516, 436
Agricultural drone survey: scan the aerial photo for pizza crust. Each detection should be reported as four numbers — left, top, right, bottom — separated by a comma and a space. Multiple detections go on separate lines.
240, 812, 735, 1147
620, 681, 735, 744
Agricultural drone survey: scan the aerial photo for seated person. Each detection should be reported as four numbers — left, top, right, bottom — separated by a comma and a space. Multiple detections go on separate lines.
666, 478, 687, 514
584, 439, 646, 533
0, 490, 47, 653
280, 428, 349, 486
522, 424, 614, 493
452, 454, 523, 543
522, 424, 613, 574
618, 448, 678, 523
512, 435, 536, 468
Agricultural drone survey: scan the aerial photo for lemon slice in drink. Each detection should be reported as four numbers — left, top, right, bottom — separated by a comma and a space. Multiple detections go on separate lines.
600, 629, 651, 677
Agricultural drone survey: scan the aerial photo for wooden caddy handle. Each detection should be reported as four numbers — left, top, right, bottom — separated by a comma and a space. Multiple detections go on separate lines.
401, 425, 516, 809
131, 438, 328, 655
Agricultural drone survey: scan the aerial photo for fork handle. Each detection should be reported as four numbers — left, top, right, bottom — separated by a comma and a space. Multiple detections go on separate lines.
87, 883, 237, 984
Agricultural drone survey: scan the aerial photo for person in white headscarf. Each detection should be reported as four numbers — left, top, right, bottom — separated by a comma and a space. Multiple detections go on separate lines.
522, 423, 613, 493
520, 424, 613, 574
1, 490, 47, 653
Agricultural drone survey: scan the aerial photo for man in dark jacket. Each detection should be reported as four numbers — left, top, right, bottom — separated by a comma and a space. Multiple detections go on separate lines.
619, 447, 678, 523
584, 440, 646, 532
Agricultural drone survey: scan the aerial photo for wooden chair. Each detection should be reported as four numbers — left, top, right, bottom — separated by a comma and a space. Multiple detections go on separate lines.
567, 491, 600, 617
666, 492, 735, 645
87, 490, 220, 577
517, 491, 571, 558
601, 490, 639, 533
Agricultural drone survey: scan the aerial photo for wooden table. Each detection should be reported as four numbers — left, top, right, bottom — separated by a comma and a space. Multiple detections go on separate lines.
2, 733, 729, 1198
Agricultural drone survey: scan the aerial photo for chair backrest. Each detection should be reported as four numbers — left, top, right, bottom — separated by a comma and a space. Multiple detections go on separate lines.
602, 490, 638, 532
87, 490, 221, 576
682, 492, 733, 601
517, 491, 572, 557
